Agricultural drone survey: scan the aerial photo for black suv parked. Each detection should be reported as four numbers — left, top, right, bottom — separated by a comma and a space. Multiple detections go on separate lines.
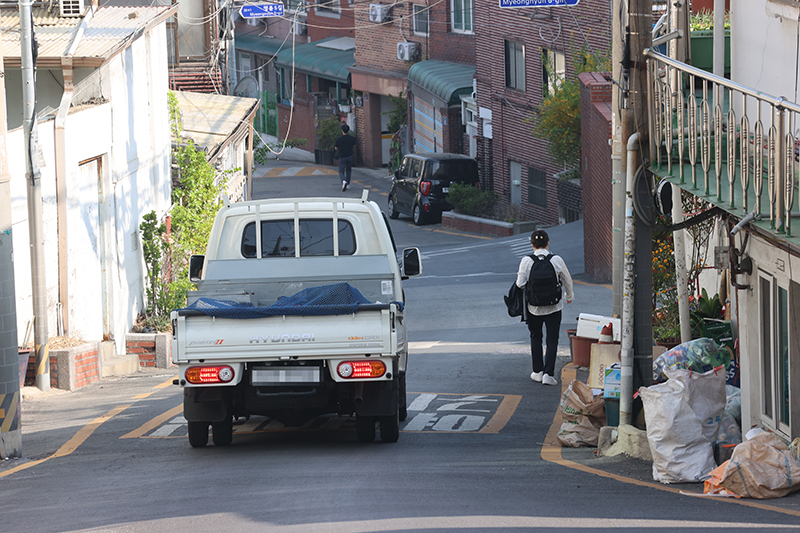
387, 153, 480, 225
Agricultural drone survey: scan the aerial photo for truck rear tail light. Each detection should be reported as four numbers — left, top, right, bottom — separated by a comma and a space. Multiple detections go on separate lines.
186, 365, 235, 384
420, 181, 431, 196
337, 361, 386, 379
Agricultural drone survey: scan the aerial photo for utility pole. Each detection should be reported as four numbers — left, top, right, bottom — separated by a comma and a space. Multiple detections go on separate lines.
618, 0, 652, 426
20, 1, 49, 391
1, 34, 23, 459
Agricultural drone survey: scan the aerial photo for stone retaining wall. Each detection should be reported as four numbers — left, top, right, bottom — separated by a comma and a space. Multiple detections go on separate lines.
47, 342, 102, 390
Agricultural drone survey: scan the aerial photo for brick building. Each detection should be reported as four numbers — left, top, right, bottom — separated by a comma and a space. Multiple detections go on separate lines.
579, 72, 613, 283
473, 1, 612, 225
350, 1, 476, 167
270, 2, 357, 154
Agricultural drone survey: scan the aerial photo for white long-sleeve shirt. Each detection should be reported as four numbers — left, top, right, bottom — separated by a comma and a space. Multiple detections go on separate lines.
516, 248, 574, 316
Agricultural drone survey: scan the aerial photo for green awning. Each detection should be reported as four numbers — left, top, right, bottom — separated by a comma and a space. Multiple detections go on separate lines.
408, 60, 475, 106
235, 34, 286, 57
274, 37, 355, 84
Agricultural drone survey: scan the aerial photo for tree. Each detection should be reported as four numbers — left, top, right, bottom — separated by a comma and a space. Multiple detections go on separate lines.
531, 45, 611, 173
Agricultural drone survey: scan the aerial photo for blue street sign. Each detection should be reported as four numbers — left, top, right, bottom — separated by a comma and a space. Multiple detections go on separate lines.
240, 3, 285, 18
499, 0, 579, 7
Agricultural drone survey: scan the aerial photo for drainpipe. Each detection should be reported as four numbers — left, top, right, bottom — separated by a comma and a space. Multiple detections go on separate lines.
620, 131, 639, 426
54, 8, 90, 336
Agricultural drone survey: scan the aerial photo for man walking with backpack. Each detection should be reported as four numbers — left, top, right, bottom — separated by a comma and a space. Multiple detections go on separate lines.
516, 230, 574, 385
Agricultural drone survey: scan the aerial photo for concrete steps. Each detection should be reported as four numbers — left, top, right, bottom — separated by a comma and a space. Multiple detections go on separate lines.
100, 341, 140, 378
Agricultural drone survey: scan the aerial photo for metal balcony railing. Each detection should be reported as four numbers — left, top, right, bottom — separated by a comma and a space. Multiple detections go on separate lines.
644, 49, 800, 238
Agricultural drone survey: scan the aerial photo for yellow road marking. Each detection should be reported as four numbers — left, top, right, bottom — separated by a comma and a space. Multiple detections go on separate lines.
154, 376, 177, 389
417, 227, 494, 240
574, 279, 612, 290
0, 404, 132, 479
132, 393, 152, 399
480, 394, 522, 434
542, 364, 800, 518
120, 404, 182, 440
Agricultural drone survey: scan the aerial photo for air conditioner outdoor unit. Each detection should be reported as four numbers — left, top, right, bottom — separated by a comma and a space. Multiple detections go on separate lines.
369, 4, 390, 23
396, 42, 418, 61
59, 0, 84, 17
291, 17, 307, 35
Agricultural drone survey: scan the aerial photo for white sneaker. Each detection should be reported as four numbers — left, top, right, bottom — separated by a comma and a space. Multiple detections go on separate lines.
542, 374, 558, 386
530, 371, 543, 382
342, 181, 348, 192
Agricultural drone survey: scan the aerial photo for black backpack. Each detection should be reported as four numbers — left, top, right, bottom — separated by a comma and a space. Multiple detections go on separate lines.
525, 254, 562, 306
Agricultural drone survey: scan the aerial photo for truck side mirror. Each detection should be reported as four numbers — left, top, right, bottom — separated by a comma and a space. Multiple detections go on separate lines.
189, 254, 205, 283
401, 248, 421, 278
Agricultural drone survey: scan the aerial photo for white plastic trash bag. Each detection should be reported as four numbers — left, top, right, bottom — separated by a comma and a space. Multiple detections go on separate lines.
664, 367, 726, 445
639, 379, 716, 483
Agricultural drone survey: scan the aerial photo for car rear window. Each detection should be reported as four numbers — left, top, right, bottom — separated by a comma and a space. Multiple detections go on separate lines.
429, 160, 479, 184
241, 219, 356, 258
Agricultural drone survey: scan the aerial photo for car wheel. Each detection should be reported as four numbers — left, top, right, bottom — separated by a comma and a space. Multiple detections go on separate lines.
379, 411, 400, 443
388, 197, 399, 219
212, 416, 233, 447
413, 203, 425, 226
356, 415, 376, 442
188, 421, 209, 448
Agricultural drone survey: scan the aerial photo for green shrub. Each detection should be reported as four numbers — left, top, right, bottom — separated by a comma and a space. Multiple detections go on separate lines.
447, 183, 498, 218
316, 116, 343, 151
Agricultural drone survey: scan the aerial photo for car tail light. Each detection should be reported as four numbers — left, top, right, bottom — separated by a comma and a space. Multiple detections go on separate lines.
420, 181, 431, 196
337, 360, 386, 379
186, 365, 235, 384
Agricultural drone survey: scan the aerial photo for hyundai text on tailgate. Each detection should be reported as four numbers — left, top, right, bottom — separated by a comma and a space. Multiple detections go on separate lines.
170, 195, 421, 447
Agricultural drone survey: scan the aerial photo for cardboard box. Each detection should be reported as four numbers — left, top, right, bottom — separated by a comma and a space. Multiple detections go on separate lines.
589, 343, 621, 389
604, 364, 621, 398
577, 313, 621, 342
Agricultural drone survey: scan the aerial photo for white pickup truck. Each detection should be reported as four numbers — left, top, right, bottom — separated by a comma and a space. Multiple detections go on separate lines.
170, 194, 421, 447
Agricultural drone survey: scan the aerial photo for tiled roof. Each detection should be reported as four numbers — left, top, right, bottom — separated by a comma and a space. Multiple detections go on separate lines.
174, 91, 260, 161
0, 5, 177, 67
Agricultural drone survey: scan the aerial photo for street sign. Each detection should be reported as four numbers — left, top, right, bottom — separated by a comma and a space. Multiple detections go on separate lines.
499, 0, 579, 8
240, 3, 285, 18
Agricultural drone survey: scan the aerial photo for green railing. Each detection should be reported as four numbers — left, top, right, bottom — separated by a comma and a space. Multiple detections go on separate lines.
645, 49, 800, 238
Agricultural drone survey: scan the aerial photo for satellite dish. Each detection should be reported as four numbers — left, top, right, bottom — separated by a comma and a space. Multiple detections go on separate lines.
233, 76, 259, 98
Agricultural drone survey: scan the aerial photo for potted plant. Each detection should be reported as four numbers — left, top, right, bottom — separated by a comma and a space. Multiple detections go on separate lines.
315, 116, 342, 166
690, 9, 730, 75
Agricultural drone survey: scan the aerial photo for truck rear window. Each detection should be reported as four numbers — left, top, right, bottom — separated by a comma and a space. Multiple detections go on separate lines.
241, 219, 356, 257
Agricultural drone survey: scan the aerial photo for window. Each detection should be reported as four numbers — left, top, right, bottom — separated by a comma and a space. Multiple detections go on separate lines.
505, 40, 525, 91
542, 48, 566, 96
316, 0, 340, 16
759, 275, 794, 436
527, 167, 547, 208
413, 4, 429, 35
241, 219, 356, 258
451, 0, 473, 33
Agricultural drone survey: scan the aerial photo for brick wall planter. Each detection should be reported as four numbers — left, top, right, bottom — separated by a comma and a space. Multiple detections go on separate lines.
441, 212, 537, 237
126, 333, 172, 369
49, 342, 102, 391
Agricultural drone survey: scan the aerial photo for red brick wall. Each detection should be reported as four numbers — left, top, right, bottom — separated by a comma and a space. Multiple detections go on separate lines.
277, 72, 317, 150
127, 339, 157, 368
74, 348, 100, 388
307, 0, 355, 41
354, 3, 422, 75
474, 0, 612, 224
441, 212, 513, 237
579, 71, 613, 282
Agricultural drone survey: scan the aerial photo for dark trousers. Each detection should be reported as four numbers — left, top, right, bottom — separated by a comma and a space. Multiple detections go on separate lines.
338, 155, 353, 183
526, 310, 562, 377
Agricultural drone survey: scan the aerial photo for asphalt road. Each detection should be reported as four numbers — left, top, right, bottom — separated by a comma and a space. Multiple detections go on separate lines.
2, 161, 799, 532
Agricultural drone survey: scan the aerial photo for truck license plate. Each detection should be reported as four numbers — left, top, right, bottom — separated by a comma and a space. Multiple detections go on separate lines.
442, 187, 449, 193
252, 367, 321, 385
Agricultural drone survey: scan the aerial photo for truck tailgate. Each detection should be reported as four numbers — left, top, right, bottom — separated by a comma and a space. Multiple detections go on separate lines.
172, 306, 396, 363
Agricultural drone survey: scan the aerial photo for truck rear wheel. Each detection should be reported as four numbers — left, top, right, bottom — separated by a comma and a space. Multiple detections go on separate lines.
188, 421, 209, 448
379, 412, 400, 443
355, 415, 376, 442
212, 416, 233, 447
